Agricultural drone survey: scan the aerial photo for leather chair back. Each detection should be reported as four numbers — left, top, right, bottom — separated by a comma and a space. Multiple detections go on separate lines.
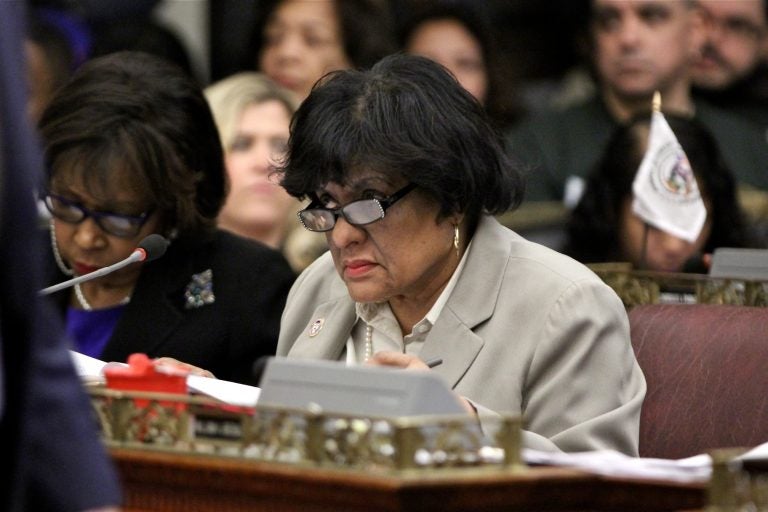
629, 304, 768, 459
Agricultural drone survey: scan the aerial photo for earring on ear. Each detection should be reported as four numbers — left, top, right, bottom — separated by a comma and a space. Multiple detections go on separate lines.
453, 224, 460, 258
49, 219, 74, 276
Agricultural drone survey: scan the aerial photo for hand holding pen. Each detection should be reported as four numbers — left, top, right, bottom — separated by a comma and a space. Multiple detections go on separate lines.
367, 351, 443, 370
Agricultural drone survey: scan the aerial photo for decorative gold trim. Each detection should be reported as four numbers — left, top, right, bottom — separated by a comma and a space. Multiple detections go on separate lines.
589, 265, 768, 308
88, 387, 524, 474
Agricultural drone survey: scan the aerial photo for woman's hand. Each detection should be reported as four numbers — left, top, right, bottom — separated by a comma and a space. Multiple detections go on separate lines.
368, 351, 476, 415
368, 351, 430, 370
152, 357, 216, 379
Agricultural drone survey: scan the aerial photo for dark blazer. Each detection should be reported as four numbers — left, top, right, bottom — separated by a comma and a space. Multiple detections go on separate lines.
52, 230, 296, 385
0, 3, 122, 510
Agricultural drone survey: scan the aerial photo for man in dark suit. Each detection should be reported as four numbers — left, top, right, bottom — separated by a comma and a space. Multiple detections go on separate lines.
0, 2, 122, 510
508, 0, 768, 205
692, 0, 768, 134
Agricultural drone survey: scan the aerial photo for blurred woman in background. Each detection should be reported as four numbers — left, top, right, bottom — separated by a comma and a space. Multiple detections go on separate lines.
205, 73, 298, 248
399, 2, 521, 130
564, 112, 757, 273
247, 0, 395, 103
205, 71, 325, 272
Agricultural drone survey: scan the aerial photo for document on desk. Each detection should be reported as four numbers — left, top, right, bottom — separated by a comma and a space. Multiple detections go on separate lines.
523, 448, 712, 483
738, 441, 768, 470
69, 351, 260, 408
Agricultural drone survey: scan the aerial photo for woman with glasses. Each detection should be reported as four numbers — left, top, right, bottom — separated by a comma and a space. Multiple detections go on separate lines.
39, 51, 295, 385
276, 54, 646, 454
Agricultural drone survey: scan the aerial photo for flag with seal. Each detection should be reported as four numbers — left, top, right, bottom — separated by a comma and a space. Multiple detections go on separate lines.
631, 92, 706, 243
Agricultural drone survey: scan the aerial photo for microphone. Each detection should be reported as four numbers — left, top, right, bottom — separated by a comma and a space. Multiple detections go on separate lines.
39, 234, 170, 296
135, 234, 170, 263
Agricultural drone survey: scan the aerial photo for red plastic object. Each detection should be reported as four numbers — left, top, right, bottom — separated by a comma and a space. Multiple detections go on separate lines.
104, 353, 188, 408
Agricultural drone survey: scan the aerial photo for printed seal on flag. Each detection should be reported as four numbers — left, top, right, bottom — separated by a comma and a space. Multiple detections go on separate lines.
648, 142, 699, 203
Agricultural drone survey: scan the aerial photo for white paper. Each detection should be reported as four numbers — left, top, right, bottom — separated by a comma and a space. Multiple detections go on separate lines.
69, 350, 260, 407
187, 375, 260, 407
738, 441, 768, 463
523, 448, 712, 483
70, 350, 123, 385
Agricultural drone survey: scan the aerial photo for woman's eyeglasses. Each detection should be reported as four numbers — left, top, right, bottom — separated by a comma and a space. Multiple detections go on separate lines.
298, 183, 417, 232
43, 193, 154, 238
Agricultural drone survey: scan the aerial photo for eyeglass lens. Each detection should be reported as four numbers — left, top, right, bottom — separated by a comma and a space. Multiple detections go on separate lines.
44, 195, 147, 238
298, 183, 416, 232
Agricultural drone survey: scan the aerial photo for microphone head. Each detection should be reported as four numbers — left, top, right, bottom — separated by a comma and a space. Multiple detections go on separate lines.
136, 234, 170, 262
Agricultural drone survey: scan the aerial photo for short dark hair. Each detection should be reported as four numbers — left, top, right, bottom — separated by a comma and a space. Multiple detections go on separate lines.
278, 53, 524, 231
398, 2, 521, 130
39, 51, 225, 238
564, 111, 754, 263
247, 0, 396, 71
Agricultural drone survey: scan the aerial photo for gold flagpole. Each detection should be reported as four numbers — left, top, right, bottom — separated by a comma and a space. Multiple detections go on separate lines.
639, 91, 662, 270
652, 90, 662, 113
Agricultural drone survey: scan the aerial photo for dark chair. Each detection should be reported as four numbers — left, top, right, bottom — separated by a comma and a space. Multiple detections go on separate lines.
628, 304, 768, 459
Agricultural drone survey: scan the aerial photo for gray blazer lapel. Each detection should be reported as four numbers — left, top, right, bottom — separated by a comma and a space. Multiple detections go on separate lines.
422, 216, 511, 388
422, 309, 483, 388
288, 298, 357, 361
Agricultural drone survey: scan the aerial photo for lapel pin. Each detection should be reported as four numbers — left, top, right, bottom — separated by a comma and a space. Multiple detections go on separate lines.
309, 318, 324, 337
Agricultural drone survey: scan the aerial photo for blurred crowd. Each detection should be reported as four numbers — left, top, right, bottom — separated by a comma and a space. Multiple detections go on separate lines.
7, 2, 766, 508
23, 0, 768, 273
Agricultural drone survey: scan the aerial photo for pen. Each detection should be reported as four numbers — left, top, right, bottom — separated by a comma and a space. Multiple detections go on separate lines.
424, 357, 443, 369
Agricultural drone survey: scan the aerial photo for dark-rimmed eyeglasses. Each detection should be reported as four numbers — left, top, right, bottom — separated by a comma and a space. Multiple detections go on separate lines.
42, 193, 154, 238
298, 183, 417, 232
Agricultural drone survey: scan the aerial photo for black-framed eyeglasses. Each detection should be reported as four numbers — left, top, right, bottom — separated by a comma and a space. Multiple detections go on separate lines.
298, 183, 417, 232
42, 193, 154, 238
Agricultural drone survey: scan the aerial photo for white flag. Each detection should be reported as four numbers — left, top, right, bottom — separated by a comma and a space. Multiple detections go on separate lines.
631, 110, 706, 243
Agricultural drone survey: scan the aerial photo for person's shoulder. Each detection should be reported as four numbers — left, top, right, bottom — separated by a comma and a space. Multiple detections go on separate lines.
695, 99, 765, 132
507, 96, 606, 136
507, 237, 625, 314
198, 229, 296, 277
695, 99, 768, 189
475, 219, 622, 313
293, 251, 339, 290
695, 100, 768, 149
212, 229, 286, 259
283, 251, 348, 312
513, 235, 600, 282
482, 216, 604, 284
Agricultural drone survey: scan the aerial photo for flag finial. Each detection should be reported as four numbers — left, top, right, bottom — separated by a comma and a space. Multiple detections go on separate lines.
652, 91, 662, 112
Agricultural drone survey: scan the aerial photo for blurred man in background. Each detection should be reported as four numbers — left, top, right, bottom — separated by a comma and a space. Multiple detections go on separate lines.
692, 0, 768, 131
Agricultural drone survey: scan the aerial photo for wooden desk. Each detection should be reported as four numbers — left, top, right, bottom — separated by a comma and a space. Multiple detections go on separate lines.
111, 448, 706, 512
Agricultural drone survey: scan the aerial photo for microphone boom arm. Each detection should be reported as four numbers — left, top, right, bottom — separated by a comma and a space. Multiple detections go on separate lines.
39, 250, 144, 296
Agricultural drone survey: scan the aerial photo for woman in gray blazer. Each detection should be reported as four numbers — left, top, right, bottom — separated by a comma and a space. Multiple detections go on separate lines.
275, 54, 646, 455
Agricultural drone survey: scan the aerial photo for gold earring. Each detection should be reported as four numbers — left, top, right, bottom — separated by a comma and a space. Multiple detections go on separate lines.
453, 224, 460, 258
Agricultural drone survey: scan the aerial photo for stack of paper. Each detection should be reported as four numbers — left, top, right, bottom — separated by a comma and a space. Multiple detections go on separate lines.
69, 351, 260, 407
524, 449, 712, 483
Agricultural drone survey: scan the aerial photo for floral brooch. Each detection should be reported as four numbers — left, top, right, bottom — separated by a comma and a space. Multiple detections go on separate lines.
184, 269, 215, 309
